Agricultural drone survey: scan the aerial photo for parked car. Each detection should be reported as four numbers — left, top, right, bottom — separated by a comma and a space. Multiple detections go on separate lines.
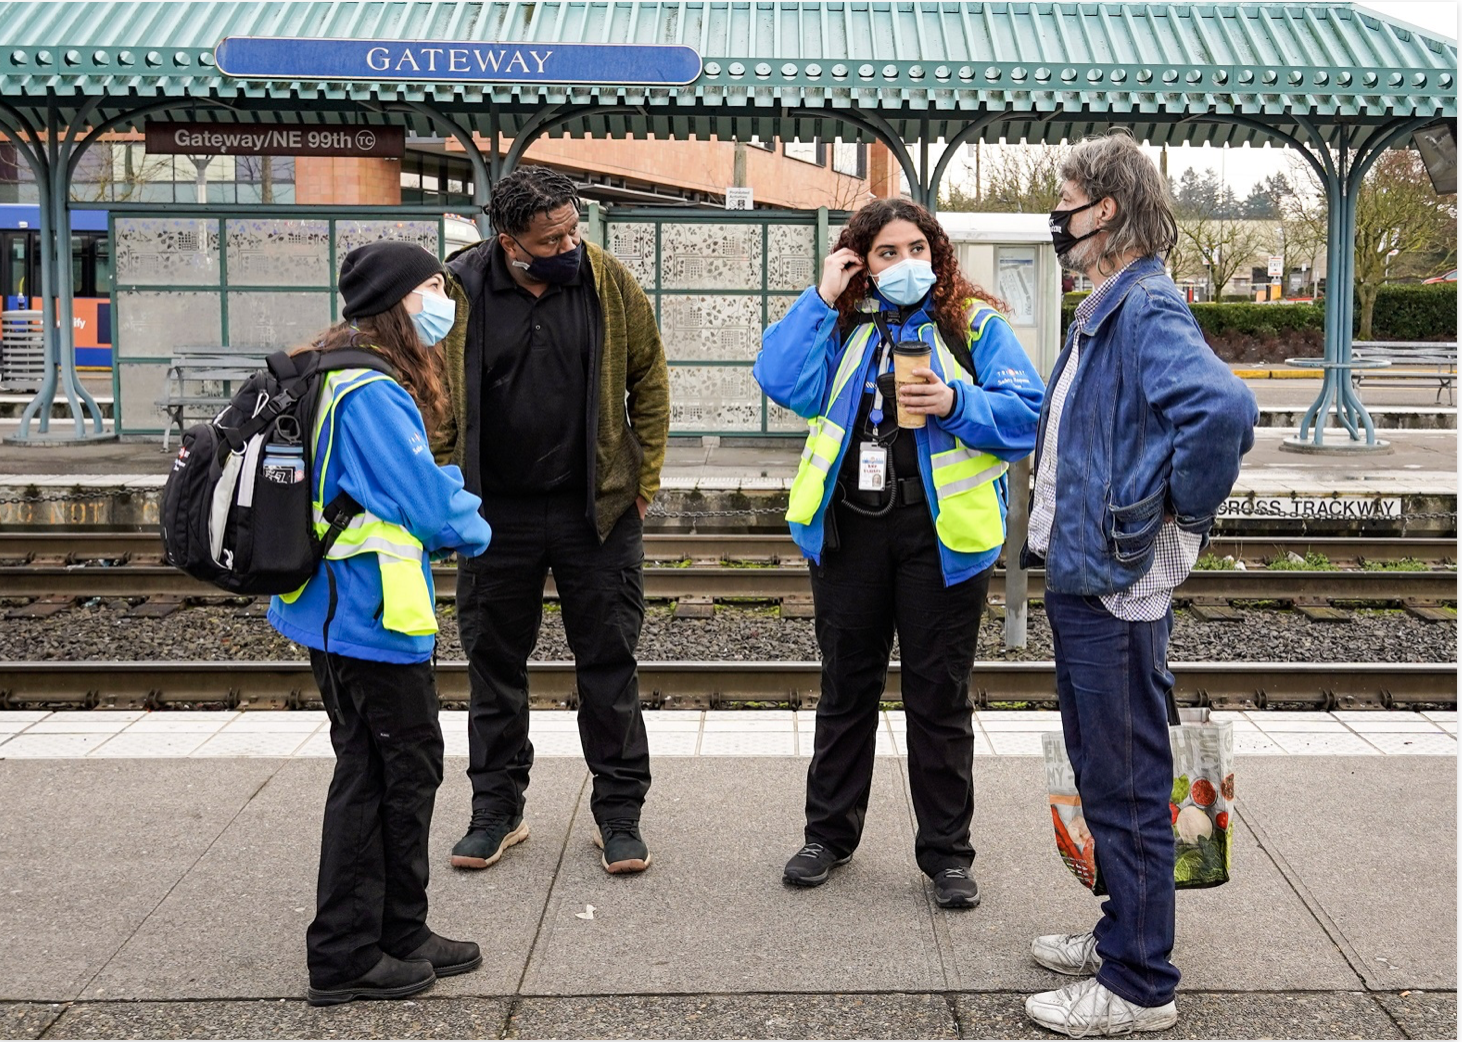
1423, 269, 1457, 283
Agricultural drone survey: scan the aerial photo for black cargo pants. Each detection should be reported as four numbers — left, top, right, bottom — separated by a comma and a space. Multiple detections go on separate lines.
805, 496, 992, 877
457, 491, 651, 826
306, 650, 443, 988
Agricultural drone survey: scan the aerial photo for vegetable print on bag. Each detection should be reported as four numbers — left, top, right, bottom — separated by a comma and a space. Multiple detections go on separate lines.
1042, 713, 1235, 894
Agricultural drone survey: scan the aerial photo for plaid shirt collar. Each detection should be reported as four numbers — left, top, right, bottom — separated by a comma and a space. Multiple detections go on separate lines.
1074, 257, 1141, 332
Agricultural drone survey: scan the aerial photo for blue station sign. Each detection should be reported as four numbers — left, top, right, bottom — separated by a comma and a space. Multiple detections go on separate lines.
214, 37, 702, 86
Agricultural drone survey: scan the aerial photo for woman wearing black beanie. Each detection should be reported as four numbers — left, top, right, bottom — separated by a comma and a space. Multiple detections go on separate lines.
271, 240, 493, 1006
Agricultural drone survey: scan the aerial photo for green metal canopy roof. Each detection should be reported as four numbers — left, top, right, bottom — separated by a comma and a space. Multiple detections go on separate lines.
0, 1, 1454, 149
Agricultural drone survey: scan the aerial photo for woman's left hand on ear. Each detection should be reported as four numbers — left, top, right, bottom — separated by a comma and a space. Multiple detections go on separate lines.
898, 368, 956, 419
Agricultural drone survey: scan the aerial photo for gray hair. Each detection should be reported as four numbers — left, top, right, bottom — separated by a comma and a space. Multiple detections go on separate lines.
1058, 130, 1177, 269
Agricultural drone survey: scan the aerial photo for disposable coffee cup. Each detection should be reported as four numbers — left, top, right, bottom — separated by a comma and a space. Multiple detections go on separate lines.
892, 341, 931, 429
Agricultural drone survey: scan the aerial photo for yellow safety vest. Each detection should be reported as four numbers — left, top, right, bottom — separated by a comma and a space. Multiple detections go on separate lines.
278, 368, 438, 636
786, 308, 1008, 556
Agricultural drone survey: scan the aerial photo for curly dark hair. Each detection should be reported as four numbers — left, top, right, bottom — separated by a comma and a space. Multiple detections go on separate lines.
487, 164, 581, 236
831, 198, 1008, 350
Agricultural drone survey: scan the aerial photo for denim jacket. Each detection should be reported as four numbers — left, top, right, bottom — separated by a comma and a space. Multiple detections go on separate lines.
1021, 256, 1258, 595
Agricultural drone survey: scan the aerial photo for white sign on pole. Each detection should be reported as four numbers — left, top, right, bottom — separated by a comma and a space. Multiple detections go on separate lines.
1267, 255, 1284, 278
725, 187, 754, 210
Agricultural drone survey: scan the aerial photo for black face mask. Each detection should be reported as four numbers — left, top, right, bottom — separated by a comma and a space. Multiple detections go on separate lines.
1048, 199, 1102, 257
509, 236, 583, 284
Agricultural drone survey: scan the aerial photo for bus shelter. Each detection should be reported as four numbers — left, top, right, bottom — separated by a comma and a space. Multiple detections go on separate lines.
0, 0, 1453, 448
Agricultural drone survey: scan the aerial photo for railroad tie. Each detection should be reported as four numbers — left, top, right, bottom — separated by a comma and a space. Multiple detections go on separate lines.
673, 596, 715, 619
1403, 599, 1457, 623
1187, 598, 1244, 622
1293, 599, 1353, 622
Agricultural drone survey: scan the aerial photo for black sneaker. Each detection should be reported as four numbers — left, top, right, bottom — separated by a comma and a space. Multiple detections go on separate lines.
932, 867, 980, 909
782, 842, 851, 887
591, 818, 652, 874
396, 933, 482, 977
450, 814, 529, 869
307, 953, 435, 1007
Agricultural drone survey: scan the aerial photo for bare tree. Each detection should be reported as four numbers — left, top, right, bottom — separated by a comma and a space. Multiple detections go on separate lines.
1179, 213, 1268, 299
940, 143, 1070, 213
68, 142, 174, 203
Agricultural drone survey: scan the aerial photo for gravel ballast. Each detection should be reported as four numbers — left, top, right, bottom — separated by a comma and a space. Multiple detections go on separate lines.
0, 599, 1453, 664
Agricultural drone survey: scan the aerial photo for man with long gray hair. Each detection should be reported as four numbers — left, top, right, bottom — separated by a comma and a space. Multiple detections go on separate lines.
1020, 130, 1257, 1036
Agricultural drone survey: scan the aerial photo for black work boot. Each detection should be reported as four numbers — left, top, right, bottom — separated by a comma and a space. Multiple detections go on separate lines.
591, 818, 652, 874
306, 953, 435, 1007
782, 842, 851, 887
397, 933, 483, 977
450, 814, 529, 869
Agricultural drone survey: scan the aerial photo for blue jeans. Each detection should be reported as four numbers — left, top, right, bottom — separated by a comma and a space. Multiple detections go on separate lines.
1044, 591, 1181, 1008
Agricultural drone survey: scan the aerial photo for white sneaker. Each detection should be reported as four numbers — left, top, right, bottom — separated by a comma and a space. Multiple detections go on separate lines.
1025, 977, 1177, 1038
1032, 931, 1103, 975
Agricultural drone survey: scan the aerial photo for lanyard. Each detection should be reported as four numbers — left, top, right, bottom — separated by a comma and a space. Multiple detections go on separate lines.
866, 312, 899, 430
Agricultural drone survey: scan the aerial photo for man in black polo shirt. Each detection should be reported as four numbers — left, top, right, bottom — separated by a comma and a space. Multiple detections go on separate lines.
433, 166, 670, 875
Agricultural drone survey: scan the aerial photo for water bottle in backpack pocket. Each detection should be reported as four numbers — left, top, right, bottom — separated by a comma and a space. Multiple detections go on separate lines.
247, 415, 316, 582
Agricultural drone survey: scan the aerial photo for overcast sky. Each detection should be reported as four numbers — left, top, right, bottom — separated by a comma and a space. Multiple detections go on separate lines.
940, 0, 1457, 197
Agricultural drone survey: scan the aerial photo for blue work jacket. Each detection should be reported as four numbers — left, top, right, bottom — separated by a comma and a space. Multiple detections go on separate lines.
269, 378, 492, 664
1025, 256, 1259, 595
755, 286, 1044, 585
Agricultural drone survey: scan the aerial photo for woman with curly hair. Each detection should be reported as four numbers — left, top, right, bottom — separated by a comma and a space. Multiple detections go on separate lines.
754, 198, 1044, 908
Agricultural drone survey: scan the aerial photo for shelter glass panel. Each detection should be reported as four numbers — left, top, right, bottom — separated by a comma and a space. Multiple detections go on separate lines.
115, 217, 220, 286
668, 365, 763, 433
225, 218, 330, 287
606, 223, 658, 288
115, 291, 221, 358
766, 400, 810, 433
116, 361, 171, 431
228, 291, 332, 351
336, 219, 439, 256
766, 226, 817, 290
660, 223, 763, 290
660, 294, 762, 361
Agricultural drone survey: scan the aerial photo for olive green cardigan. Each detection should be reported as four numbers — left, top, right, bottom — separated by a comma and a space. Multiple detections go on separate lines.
432, 240, 670, 541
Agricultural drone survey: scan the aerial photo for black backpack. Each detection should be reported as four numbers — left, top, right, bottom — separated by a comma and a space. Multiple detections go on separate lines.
160, 348, 395, 595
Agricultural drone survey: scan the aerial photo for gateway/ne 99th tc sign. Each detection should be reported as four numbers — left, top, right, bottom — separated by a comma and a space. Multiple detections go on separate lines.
214, 37, 703, 86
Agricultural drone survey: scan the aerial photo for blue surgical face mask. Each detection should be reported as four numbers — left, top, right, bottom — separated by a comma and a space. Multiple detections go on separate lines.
874, 257, 937, 307
410, 290, 456, 345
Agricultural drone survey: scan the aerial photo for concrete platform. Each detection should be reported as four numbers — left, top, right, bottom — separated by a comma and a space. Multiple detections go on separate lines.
0, 376, 1455, 533
0, 740, 1452, 1039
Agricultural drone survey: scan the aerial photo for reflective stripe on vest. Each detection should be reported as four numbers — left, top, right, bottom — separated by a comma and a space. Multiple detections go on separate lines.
785, 324, 875, 525
276, 368, 438, 637
924, 321, 1009, 555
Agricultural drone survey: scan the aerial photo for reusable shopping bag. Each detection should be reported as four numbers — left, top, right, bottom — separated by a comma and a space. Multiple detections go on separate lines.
1041, 707, 1235, 893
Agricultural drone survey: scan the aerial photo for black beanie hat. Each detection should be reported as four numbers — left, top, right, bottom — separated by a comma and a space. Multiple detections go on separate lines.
339, 240, 445, 319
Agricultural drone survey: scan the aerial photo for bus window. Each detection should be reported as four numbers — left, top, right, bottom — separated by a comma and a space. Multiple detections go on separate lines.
94, 235, 112, 295
3, 232, 27, 307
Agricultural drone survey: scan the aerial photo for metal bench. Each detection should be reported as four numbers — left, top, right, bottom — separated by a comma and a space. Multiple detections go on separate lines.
156, 348, 269, 449
1351, 341, 1458, 405
0, 309, 46, 393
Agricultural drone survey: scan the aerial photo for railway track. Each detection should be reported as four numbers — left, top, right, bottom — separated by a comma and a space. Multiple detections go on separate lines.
0, 534, 1456, 607
1, 531, 1455, 565
0, 659, 1453, 712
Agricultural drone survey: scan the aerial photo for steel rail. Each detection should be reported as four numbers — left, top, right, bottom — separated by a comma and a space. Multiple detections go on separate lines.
0, 660, 1453, 712
0, 532, 1455, 566
1, 561, 1456, 603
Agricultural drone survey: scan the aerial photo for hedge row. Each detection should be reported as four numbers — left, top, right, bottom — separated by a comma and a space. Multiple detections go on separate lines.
1057, 283, 1456, 342
1364, 283, 1457, 340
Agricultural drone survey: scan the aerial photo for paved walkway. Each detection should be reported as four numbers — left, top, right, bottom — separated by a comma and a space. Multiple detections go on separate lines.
0, 708, 1456, 760
0, 731, 1454, 1039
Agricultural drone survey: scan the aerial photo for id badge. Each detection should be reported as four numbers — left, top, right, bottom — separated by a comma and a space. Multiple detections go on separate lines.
858, 442, 887, 492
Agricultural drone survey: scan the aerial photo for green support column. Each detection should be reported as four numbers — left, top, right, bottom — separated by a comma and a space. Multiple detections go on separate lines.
1284, 116, 1435, 454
